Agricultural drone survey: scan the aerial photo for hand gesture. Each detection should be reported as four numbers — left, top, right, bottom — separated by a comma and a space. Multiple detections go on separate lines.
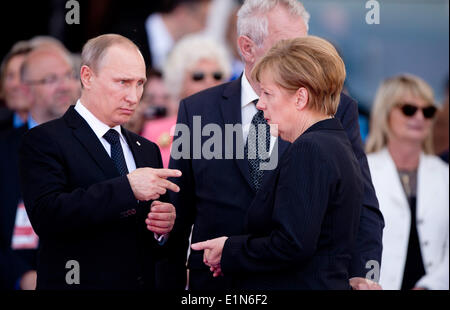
191, 237, 228, 277
127, 168, 181, 201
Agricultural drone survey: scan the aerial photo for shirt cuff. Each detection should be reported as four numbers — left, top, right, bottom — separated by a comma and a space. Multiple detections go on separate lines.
154, 233, 169, 245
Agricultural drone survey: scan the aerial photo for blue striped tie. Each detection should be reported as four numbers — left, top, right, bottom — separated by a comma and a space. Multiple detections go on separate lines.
103, 129, 129, 176
245, 100, 271, 191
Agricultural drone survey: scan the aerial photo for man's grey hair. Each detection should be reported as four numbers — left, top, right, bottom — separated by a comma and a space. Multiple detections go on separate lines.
20, 41, 74, 83
29, 36, 71, 55
237, 0, 310, 47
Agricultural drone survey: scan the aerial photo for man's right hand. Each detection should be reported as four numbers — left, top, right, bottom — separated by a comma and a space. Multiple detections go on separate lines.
127, 168, 182, 201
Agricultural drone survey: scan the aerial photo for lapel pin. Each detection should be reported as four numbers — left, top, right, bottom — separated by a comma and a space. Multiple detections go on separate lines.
136, 141, 141, 146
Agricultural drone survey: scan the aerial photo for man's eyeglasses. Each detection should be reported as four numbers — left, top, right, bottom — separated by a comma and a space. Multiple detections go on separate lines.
26, 71, 77, 86
397, 103, 437, 119
191, 71, 223, 82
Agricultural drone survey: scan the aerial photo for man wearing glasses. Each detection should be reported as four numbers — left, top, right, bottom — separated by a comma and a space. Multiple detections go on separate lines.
21, 47, 79, 127
0, 43, 79, 290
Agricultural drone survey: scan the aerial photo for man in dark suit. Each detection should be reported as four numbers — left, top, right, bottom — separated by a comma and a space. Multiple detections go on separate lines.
18, 34, 181, 290
167, 0, 384, 290
0, 125, 36, 290
0, 41, 77, 290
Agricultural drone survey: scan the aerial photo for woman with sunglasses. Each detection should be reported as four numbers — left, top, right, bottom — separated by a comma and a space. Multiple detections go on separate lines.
141, 34, 231, 167
366, 74, 449, 290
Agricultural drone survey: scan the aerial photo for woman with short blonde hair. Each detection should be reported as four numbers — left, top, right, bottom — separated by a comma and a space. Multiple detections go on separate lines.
366, 74, 435, 154
191, 36, 364, 289
252, 35, 345, 116
163, 34, 231, 101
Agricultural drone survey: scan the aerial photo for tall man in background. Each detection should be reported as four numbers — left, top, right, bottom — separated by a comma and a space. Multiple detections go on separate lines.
168, 0, 384, 290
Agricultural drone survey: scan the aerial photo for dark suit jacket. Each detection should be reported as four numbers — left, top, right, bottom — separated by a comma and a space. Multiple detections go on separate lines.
167, 77, 384, 290
0, 107, 14, 133
18, 106, 167, 290
0, 124, 38, 289
221, 118, 363, 290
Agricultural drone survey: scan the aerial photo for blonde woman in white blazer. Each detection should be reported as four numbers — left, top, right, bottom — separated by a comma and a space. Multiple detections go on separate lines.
366, 74, 449, 290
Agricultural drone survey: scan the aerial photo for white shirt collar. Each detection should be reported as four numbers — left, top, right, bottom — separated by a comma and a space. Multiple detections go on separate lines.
145, 13, 175, 70
241, 70, 259, 109
74, 100, 123, 141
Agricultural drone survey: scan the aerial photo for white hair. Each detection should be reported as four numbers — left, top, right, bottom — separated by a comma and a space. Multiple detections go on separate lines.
237, 0, 310, 47
163, 34, 232, 100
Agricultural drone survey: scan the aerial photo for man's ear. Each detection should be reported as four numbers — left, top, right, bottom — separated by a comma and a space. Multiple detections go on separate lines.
237, 35, 256, 64
295, 87, 309, 111
80, 65, 93, 90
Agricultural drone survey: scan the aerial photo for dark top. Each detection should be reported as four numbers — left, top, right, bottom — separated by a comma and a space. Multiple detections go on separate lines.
166, 77, 384, 290
18, 106, 168, 290
220, 118, 364, 290
0, 124, 37, 289
398, 170, 426, 289
0, 107, 14, 133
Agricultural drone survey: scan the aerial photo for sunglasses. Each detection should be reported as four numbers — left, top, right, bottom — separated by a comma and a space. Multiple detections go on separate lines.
397, 103, 437, 119
191, 71, 223, 82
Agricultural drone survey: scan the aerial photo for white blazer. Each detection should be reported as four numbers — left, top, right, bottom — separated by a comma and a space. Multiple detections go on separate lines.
368, 148, 449, 290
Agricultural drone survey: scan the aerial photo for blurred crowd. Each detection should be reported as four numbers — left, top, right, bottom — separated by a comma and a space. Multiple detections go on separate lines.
0, 0, 448, 290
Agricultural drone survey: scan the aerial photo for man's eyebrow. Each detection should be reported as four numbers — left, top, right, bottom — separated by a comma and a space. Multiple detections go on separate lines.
113, 76, 147, 83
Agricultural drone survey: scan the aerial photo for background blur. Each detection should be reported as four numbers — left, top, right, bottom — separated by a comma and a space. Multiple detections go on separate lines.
0, 0, 448, 291
1, 0, 449, 134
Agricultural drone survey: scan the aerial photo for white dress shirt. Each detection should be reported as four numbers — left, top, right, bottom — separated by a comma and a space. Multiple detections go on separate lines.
145, 13, 175, 70
74, 100, 137, 173
75, 100, 166, 243
241, 71, 277, 153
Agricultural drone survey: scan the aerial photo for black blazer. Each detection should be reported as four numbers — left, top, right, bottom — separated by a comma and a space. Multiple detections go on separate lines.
0, 124, 38, 289
221, 118, 363, 290
0, 107, 14, 133
167, 77, 384, 290
18, 106, 167, 290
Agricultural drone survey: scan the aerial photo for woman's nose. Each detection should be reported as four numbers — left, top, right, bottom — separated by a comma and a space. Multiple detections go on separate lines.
414, 108, 426, 121
256, 99, 265, 111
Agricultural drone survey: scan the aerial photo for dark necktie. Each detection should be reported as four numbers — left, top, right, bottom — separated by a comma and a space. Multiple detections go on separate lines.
245, 100, 271, 191
103, 129, 129, 176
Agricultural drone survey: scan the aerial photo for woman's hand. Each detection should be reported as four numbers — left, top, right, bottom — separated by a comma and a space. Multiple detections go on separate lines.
191, 237, 228, 277
349, 277, 383, 290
